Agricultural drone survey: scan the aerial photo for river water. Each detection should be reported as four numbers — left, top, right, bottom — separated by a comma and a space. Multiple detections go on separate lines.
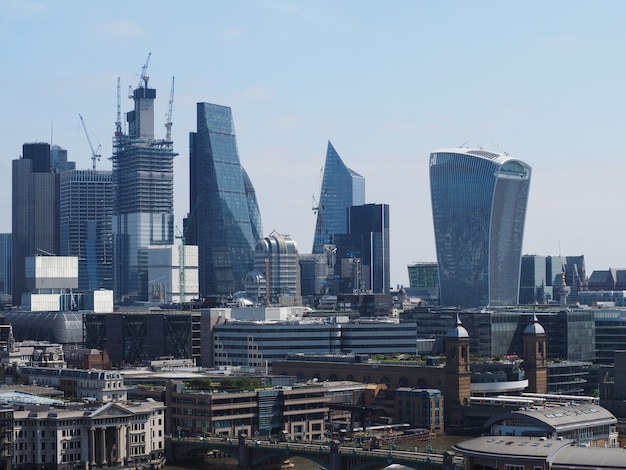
165, 456, 320, 470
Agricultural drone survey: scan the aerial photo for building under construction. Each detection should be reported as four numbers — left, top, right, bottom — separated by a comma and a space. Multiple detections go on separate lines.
112, 54, 178, 304
84, 309, 202, 367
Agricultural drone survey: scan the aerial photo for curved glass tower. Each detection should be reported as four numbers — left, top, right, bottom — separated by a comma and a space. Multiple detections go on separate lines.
429, 148, 531, 307
312, 141, 365, 253
191, 102, 262, 297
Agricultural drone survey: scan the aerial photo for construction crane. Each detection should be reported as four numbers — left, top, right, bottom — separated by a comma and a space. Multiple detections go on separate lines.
165, 76, 174, 141
115, 77, 123, 137
175, 226, 187, 304
139, 52, 151, 88
175, 200, 199, 304
79, 114, 101, 171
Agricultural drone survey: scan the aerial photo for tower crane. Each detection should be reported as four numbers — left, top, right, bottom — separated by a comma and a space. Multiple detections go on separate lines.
139, 52, 151, 88
175, 226, 187, 304
175, 200, 199, 305
115, 77, 123, 137
165, 76, 175, 141
79, 114, 101, 171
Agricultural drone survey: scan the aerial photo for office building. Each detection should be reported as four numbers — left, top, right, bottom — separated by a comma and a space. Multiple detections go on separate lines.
2, 311, 83, 347
112, 67, 177, 304
148, 244, 199, 303
60, 169, 113, 291
245, 231, 301, 306
0, 234, 11, 299
312, 141, 365, 253
519, 255, 565, 304
12, 143, 60, 306
429, 148, 531, 307
335, 204, 390, 294
166, 380, 329, 441
211, 314, 418, 369
83, 310, 202, 367
189, 102, 262, 298
402, 307, 595, 362
299, 252, 331, 299
407, 262, 438, 289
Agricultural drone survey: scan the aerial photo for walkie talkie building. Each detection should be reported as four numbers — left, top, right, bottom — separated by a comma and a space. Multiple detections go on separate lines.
429, 148, 531, 308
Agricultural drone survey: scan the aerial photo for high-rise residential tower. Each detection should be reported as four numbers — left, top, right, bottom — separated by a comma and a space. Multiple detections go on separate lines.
60, 170, 113, 291
429, 148, 531, 307
12, 143, 60, 306
111, 65, 177, 303
189, 102, 262, 297
312, 142, 365, 254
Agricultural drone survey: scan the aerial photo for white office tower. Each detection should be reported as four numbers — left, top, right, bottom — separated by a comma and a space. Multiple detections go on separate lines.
148, 245, 199, 304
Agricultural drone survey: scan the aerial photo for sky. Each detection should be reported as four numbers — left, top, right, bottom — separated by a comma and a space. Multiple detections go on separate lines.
2, 0, 626, 287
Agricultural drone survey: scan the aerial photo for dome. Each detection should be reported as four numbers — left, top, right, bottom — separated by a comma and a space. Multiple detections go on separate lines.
524, 313, 545, 335
447, 313, 469, 338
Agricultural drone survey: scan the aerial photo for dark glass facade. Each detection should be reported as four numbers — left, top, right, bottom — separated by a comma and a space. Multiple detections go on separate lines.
12, 143, 60, 306
429, 149, 531, 307
404, 308, 595, 361
312, 141, 365, 253
60, 170, 113, 291
0, 234, 11, 298
191, 102, 262, 297
335, 203, 390, 294
408, 262, 438, 289
519, 255, 567, 304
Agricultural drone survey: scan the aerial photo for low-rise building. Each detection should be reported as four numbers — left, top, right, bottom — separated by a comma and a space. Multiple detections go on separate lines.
17, 367, 127, 402
165, 380, 330, 441
12, 400, 165, 469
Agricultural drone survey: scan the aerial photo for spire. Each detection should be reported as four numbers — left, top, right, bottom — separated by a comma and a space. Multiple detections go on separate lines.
524, 313, 545, 335
447, 313, 469, 338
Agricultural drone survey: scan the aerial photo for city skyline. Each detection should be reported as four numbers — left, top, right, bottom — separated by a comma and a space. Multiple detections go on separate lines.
4, 1, 626, 287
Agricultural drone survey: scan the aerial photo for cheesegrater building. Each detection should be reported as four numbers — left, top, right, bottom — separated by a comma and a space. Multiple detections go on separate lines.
429, 148, 531, 307
111, 66, 177, 304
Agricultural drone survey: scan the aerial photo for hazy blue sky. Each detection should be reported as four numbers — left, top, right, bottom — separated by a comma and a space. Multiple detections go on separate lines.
2, 0, 626, 286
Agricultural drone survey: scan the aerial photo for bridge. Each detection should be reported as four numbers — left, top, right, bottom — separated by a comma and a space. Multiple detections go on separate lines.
167, 435, 464, 470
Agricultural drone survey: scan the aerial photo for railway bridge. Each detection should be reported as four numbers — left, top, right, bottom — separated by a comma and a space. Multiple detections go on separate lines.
167, 435, 463, 470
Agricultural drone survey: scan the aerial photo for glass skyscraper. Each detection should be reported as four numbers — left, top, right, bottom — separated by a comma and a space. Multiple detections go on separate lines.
60, 170, 113, 292
335, 203, 390, 294
429, 148, 531, 307
190, 102, 262, 297
12, 143, 60, 306
112, 73, 177, 304
312, 141, 365, 253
